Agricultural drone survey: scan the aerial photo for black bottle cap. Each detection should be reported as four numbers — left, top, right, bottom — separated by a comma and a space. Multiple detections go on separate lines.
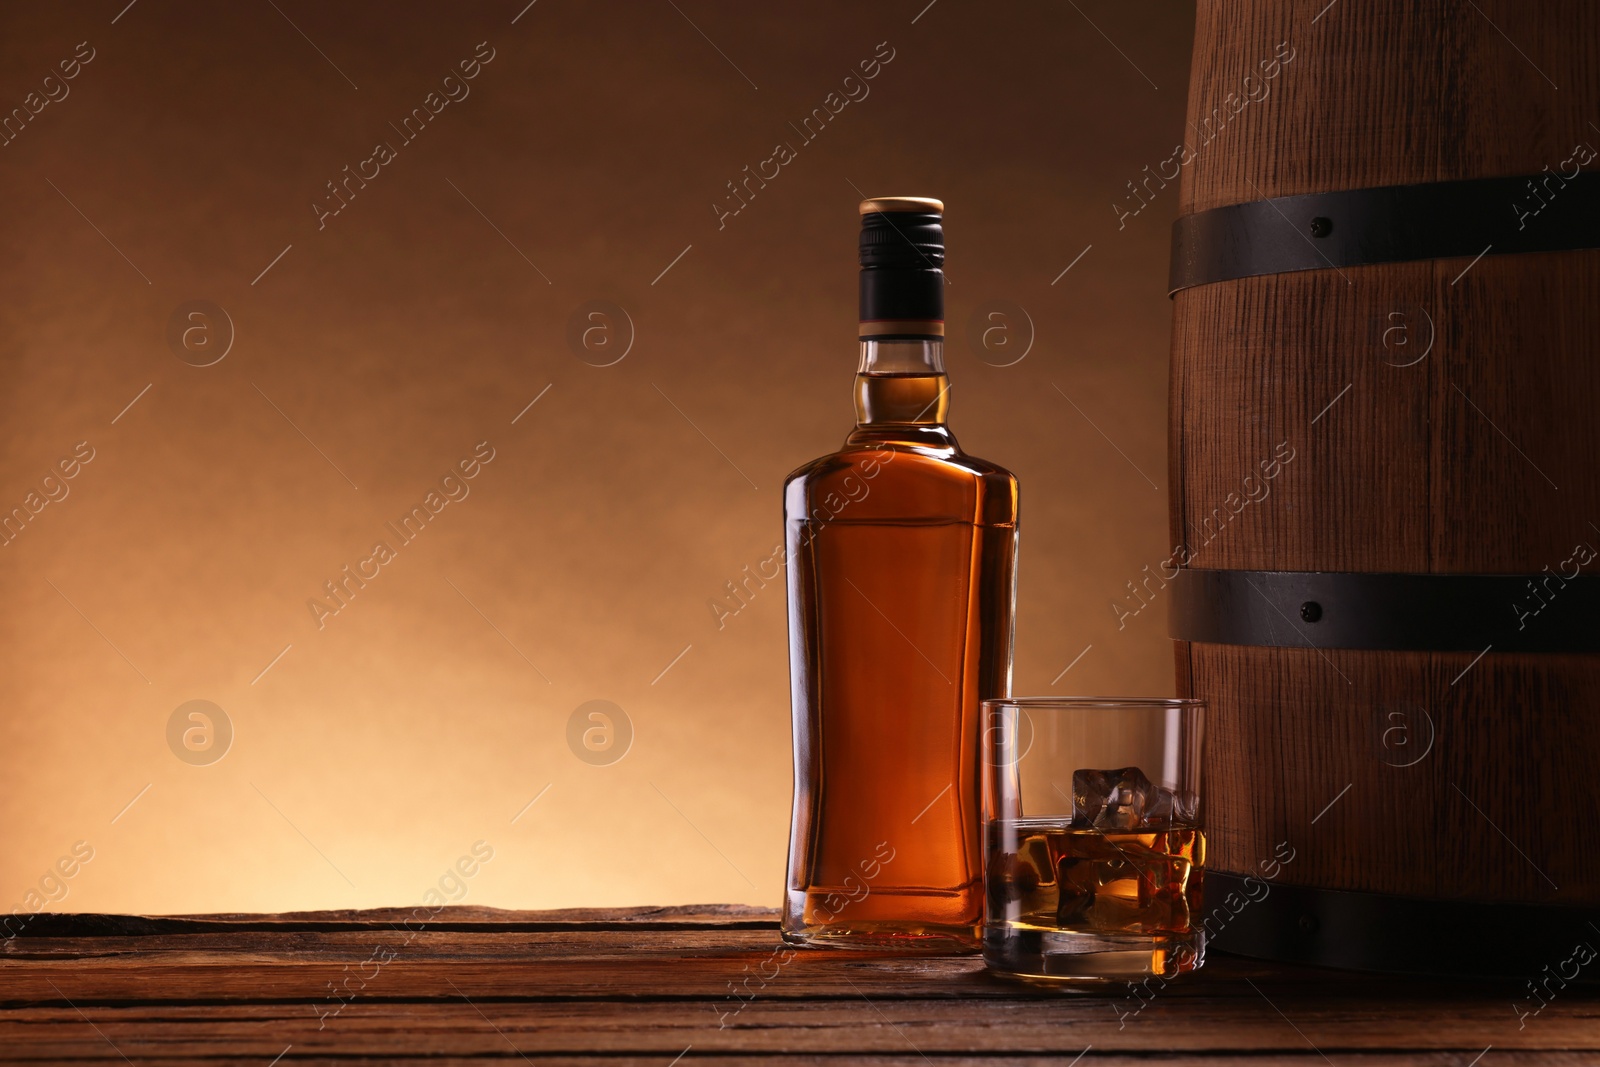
858, 197, 945, 340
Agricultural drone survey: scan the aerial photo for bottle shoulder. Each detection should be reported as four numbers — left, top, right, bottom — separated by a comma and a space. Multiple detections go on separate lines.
784, 437, 1018, 525
783, 441, 1013, 486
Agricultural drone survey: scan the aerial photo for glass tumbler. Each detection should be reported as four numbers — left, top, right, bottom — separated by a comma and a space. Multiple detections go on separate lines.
981, 697, 1205, 984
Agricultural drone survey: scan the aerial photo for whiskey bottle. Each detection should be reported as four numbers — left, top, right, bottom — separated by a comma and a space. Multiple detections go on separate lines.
781, 197, 1019, 951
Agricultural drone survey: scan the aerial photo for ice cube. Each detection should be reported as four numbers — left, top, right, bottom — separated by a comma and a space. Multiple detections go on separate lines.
1055, 855, 1100, 925
1072, 766, 1153, 830
1146, 786, 1200, 826
990, 850, 1042, 903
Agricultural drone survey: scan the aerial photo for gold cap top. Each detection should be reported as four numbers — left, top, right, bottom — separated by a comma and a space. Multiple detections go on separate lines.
858, 196, 944, 215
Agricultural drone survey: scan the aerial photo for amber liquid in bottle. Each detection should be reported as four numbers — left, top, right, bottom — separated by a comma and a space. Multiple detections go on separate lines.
782, 340, 1019, 951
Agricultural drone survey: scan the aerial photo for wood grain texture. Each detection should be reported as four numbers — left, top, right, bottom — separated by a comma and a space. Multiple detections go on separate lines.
1170, 265, 1436, 573
1179, 0, 1600, 212
1170, 253, 1600, 572
1188, 645, 1600, 902
0, 908, 1596, 1063
1169, 0, 1600, 908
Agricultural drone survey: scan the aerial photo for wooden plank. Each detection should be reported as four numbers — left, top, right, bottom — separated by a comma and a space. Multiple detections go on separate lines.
1179, 0, 1600, 212
1189, 643, 1600, 900
1180, 1, 1447, 213
1, 910, 1595, 1062
1432, 250, 1600, 570
1169, 266, 1435, 573
1, 996, 1597, 1059
5, 904, 778, 937
0, 1057, 1591, 1067
1, 926, 1451, 1002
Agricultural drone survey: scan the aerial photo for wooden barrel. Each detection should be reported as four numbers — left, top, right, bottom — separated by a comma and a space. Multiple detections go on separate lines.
1167, 1, 1600, 975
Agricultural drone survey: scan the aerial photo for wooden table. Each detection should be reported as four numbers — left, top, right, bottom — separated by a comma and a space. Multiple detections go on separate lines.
1, 906, 1594, 1064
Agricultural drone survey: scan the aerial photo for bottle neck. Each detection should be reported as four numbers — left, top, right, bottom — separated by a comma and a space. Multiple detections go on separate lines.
853, 339, 950, 427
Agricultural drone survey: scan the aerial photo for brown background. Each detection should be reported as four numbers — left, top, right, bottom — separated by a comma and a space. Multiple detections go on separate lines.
0, 1, 1195, 914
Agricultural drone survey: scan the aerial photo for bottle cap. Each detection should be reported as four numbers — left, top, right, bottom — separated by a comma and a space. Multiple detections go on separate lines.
858, 196, 945, 340
858, 196, 944, 215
